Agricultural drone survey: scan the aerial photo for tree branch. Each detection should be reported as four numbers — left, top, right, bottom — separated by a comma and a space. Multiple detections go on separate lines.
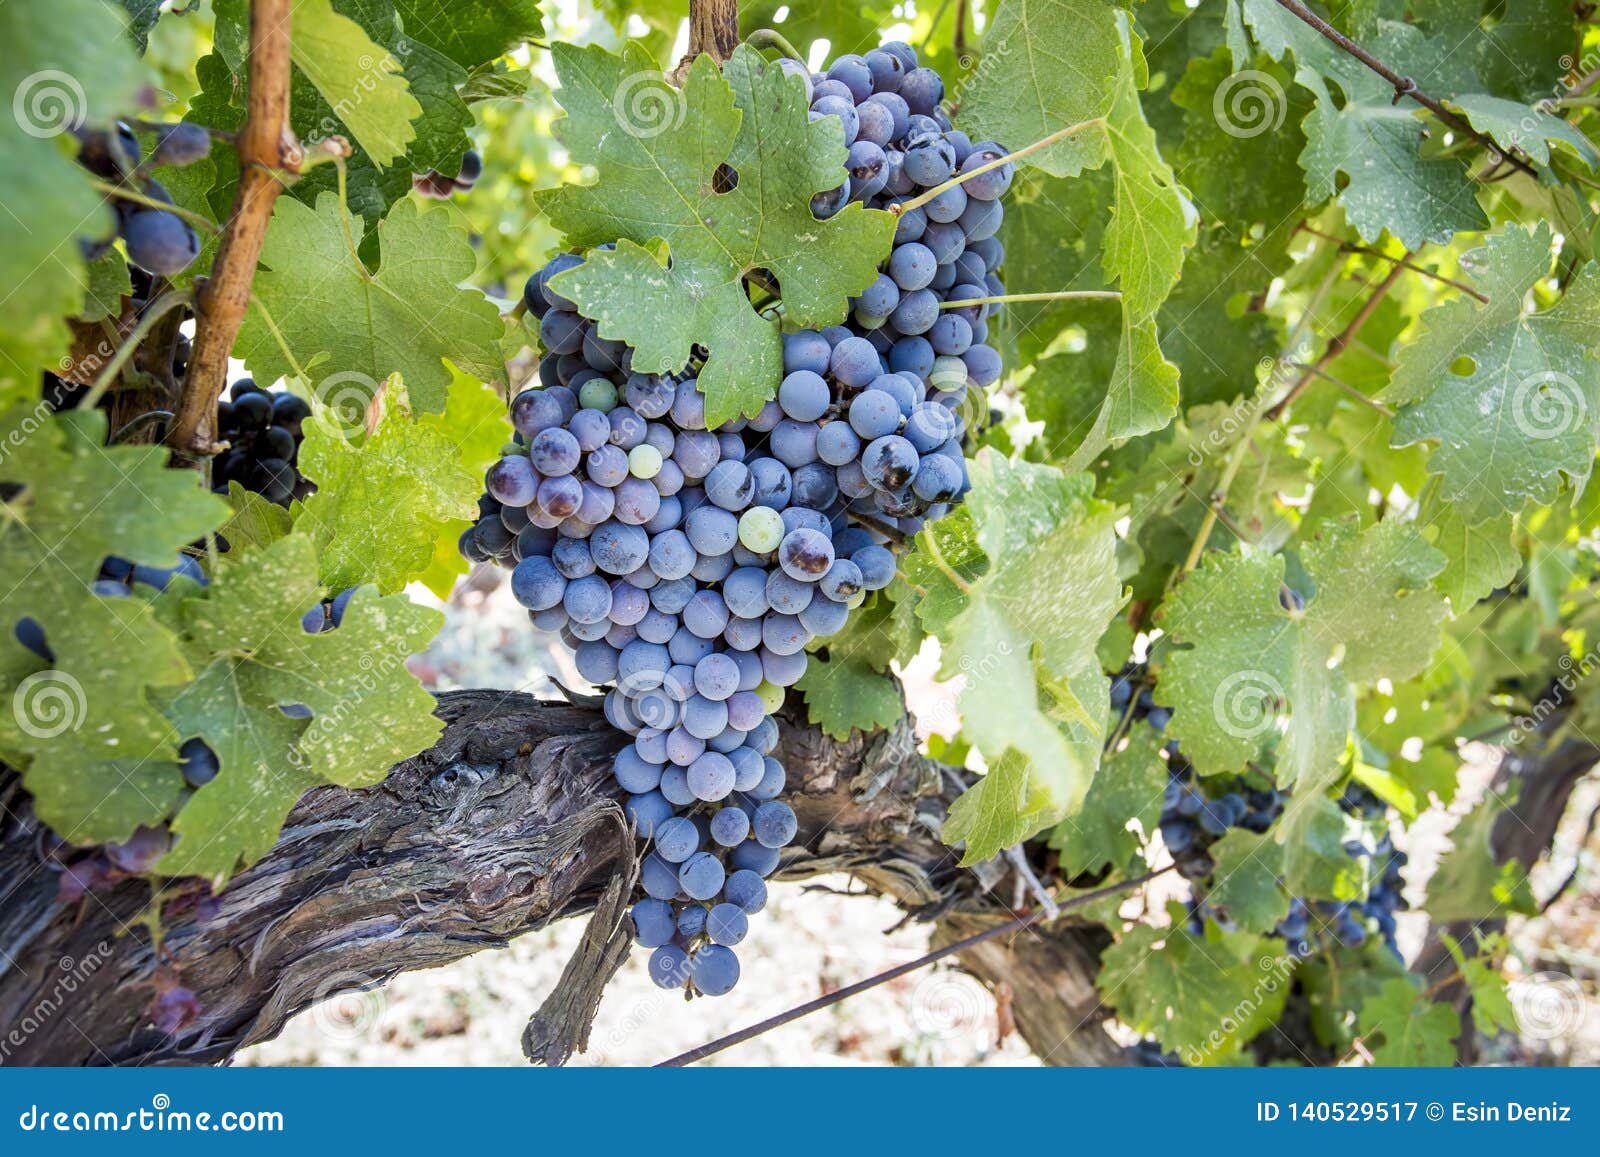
1271, 0, 1539, 180
0, 691, 1129, 1067
683, 0, 741, 68
168, 0, 300, 457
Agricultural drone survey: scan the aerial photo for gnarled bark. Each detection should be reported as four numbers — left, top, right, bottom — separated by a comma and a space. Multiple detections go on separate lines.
0, 690, 1127, 1067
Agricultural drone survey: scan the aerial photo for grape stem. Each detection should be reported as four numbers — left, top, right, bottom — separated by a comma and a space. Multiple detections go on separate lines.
109, 409, 176, 444
87, 180, 222, 234
169, 0, 300, 458
1270, 0, 1539, 179
1294, 224, 1488, 303
78, 289, 194, 412
655, 865, 1174, 1067
939, 290, 1120, 309
891, 117, 1105, 216
745, 28, 805, 63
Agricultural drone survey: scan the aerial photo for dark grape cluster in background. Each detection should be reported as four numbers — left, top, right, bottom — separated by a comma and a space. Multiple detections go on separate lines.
461, 40, 1009, 1001
76, 122, 208, 277
213, 378, 313, 505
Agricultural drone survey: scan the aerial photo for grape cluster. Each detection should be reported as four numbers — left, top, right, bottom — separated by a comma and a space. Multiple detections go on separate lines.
1275, 785, 1408, 955
213, 378, 313, 505
413, 148, 483, 199
76, 122, 207, 276
460, 43, 1010, 999
1160, 770, 1286, 882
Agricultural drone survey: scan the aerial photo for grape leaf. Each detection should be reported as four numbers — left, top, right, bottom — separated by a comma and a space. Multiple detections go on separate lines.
1440, 933, 1519, 1038
1236, 1, 1490, 247
929, 453, 1124, 863
1426, 790, 1537, 922
289, 0, 420, 167
219, 483, 295, 554
537, 43, 895, 426
1048, 724, 1167, 877
235, 194, 504, 415
1099, 923, 1289, 1061
1157, 520, 1446, 808
1357, 978, 1458, 1065
294, 376, 490, 593
1452, 94, 1599, 170
116, 0, 163, 52
0, 409, 227, 843
156, 534, 443, 881
0, 0, 148, 408
77, 249, 132, 324
795, 653, 903, 740
391, 0, 544, 69
1388, 225, 1600, 525
1428, 508, 1520, 607
1207, 829, 1290, 933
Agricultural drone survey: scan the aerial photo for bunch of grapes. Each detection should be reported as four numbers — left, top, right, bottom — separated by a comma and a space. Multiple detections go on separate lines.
1274, 785, 1408, 955
1160, 769, 1286, 882
413, 149, 483, 199
461, 42, 1009, 1000
76, 122, 208, 277
212, 378, 313, 505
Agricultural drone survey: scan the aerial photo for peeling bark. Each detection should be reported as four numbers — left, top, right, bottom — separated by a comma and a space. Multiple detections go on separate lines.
0, 691, 1127, 1067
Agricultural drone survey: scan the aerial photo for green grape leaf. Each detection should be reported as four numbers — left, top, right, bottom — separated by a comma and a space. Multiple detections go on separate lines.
932, 454, 1124, 863
1453, 94, 1599, 170
290, 0, 420, 167
219, 482, 295, 554
1157, 520, 1446, 808
294, 376, 489, 593
0, 0, 148, 407
1389, 225, 1600, 525
117, 0, 164, 52
1426, 790, 1537, 922
1207, 829, 1290, 933
1237, 1, 1489, 247
1428, 508, 1520, 607
235, 195, 503, 415
156, 534, 443, 881
1099, 923, 1289, 1062
0, 409, 227, 843
78, 249, 132, 324
392, 0, 544, 69
1441, 933, 1520, 1038
1048, 724, 1167, 877
1358, 978, 1459, 1065
795, 653, 903, 740
538, 43, 894, 426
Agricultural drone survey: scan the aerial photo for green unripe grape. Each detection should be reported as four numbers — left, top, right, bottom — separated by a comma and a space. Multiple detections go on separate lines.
578, 378, 618, 412
738, 506, 784, 553
754, 680, 786, 714
629, 444, 663, 479
929, 355, 968, 393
